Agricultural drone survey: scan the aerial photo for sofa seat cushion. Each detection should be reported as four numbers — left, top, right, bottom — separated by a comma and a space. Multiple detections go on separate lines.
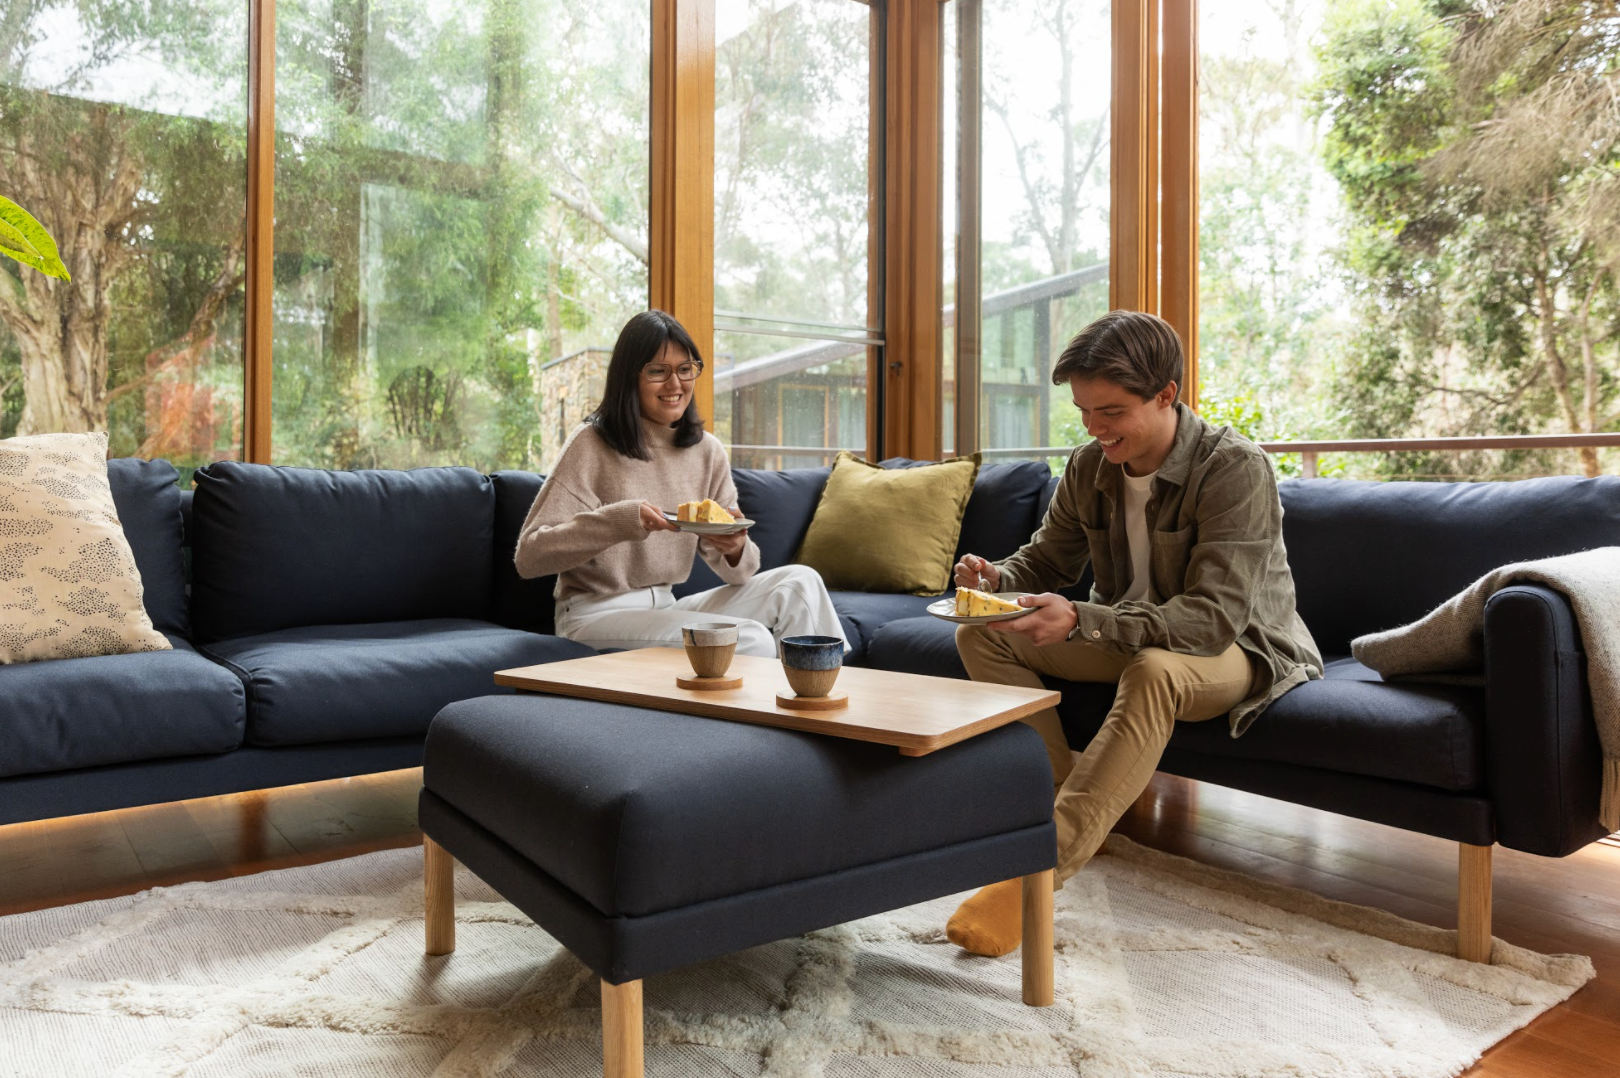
830, 591, 944, 662
0, 637, 246, 778
202, 620, 594, 747
1056, 656, 1486, 792
424, 694, 1054, 917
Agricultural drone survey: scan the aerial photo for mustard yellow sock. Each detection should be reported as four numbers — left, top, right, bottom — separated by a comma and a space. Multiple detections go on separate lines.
946, 878, 1023, 957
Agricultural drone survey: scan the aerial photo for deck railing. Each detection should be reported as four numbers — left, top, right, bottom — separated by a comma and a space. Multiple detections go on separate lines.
729, 433, 1620, 477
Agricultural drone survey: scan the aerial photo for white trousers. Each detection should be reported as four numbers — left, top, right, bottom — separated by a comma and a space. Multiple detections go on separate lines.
554, 564, 849, 658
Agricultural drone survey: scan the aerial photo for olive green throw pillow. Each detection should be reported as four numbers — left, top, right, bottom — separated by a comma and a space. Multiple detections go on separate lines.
795, 452, 980, 595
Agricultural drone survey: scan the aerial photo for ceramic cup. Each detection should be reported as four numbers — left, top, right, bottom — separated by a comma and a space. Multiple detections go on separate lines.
681, 622, 739, 679
779, 635, 844, 698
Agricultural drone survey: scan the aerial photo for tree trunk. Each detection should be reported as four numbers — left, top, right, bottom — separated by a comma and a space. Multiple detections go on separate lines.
1534, 270, 1600, 477
0, 103, 143, 440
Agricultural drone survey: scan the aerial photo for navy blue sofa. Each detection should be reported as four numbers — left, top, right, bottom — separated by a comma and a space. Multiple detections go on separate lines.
3, 456, 1615, 914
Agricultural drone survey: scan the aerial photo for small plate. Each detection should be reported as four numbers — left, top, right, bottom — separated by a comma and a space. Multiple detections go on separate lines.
664, 512, 755, 536
927, 592, 1036, 624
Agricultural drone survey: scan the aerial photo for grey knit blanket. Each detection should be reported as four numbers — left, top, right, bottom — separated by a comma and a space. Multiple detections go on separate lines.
1351, 548, 1620, 833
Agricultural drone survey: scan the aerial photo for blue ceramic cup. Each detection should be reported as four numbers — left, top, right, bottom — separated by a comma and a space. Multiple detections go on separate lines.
779, 635, 843, 697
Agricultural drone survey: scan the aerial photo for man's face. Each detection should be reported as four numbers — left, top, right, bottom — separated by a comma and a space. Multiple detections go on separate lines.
1070, 376, 1179, 473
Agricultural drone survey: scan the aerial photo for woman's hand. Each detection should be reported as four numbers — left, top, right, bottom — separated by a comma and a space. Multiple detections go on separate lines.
954, 554, 1001, 591
701, 508, 750, 565
640, 502, 679, 533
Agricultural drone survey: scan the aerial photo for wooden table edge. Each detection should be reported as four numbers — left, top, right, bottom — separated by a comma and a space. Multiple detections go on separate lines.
493, 669, 1058, 757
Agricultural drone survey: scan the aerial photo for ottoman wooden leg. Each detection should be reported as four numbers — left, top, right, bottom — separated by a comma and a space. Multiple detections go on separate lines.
601, 978, 644, 1078
424, 836, 456, 956
1021, 869, 1054, 1006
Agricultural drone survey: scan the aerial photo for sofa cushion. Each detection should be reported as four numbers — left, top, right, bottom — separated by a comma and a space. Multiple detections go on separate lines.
201, 619, 593, 746
830, 590, 942, 662
733, 466, 831, 569
865, 614, 967, 679
0, 637, 245, 778
884, 458, 1050, 563
798, 453, 979, 594
1055, 656, 1486, 792
190, 463, 496, 642
1281, 475, 1620, 654
107, 457, 189, 638
0, 432, 173, 664
423, 694, 1054, 916
489, 471, 558, 634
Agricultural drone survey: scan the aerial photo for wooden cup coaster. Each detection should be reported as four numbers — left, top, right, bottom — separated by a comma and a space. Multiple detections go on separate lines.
775, 690, 849, 711
677, 674, 743, 691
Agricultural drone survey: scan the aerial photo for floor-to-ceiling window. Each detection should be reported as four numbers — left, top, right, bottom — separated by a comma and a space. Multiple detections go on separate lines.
272, 0, 650, 472
952, 0, 1110, 468
1, 0, 250, 480
712, 0, 879, 471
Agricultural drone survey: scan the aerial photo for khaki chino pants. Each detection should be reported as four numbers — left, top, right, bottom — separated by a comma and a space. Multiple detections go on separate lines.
956, 625, 1257, 884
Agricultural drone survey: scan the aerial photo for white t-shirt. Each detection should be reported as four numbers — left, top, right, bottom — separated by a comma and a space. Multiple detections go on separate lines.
1117, 468, 1158, 604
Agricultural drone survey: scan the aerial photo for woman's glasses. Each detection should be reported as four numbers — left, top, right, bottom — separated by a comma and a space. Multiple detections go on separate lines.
643, 362, 703, 383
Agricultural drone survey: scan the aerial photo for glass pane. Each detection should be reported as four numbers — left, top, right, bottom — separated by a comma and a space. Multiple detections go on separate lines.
714, 328, 867, 470
273, 0, 650, 472
1197, 0, 1342, 470
715, 0, 873, 463
978, 0, 1110, 464
1, 1, 249, 476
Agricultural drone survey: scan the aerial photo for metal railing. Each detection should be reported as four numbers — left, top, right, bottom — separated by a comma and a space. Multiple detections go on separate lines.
1257, 434, 1620, 478
728, 433, 1620, 476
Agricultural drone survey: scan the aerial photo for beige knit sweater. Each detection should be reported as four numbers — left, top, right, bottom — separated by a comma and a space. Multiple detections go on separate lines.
514, 419, 760, 602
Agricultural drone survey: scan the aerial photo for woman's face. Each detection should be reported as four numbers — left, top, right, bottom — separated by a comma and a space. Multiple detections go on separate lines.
637, 341, 694, 427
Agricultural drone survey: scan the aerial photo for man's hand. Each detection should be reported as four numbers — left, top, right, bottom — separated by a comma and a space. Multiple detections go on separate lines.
991, 592, 1079, 647
700, 507, 749, 566
954, 553, 1001, 591
640, 503, 679, 532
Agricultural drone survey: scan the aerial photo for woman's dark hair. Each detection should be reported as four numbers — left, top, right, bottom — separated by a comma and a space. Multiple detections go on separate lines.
1051, 309, 1184, 404
589, 309, 707, 460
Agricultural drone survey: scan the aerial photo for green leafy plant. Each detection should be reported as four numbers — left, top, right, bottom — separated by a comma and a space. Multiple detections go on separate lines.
0, 196, 71, 281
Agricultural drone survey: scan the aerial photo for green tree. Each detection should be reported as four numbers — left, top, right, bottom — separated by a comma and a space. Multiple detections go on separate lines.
1314, 0, 1620, 477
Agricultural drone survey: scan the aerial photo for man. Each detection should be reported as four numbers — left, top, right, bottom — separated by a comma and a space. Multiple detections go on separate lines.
946, 309, 1323, 957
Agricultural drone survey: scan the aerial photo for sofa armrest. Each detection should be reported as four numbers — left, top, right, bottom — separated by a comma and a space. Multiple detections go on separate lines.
1484, 584, 1609, 856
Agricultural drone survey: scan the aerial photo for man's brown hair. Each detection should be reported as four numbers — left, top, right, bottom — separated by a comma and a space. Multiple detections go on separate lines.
1051, 310, 1184, 403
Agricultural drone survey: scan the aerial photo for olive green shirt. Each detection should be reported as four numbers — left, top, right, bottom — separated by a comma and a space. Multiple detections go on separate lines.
995, 403, 1323, 734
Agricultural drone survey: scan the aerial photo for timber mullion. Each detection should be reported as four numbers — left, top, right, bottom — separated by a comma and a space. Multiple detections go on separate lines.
1110, 0, 1155, 315
1161, 0, 1199, 406
650, 0, 716, 426
244, 0, 276, 464
882, 0, 944, 461
953, 0, 982, 458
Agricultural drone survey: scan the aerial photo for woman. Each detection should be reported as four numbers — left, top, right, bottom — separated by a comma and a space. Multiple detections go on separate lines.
515, 309, 847, 657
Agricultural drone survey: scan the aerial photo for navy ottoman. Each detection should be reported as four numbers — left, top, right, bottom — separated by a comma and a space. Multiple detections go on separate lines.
418, 694, 1058, 1078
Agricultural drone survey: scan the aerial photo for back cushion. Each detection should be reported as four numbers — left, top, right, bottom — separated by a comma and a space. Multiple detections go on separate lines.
489, 470, 558, 634
881, 458, 1050, 563
106, 458, 188, 638
734, 465, 834, 569
190, 462, 496, 642
1281, 475, 1620, 655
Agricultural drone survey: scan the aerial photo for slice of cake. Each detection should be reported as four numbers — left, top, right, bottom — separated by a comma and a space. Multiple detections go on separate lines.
677, 499, 736, 524
954, 586, 1023, 617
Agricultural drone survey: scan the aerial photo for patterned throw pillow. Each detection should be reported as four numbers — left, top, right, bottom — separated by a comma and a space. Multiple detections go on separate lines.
0, 431, 171, 664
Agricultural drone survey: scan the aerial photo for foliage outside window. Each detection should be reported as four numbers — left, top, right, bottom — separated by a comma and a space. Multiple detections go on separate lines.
1200, 0, 1618, 480
272, 0, 650, 473
1, 0, 249, 476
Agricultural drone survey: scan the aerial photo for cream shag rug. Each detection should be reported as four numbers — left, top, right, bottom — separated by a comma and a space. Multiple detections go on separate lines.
0, 837, 1593, 1078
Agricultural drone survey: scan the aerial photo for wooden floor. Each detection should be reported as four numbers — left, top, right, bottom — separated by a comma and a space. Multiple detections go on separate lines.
2, 770, 1616, 1077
